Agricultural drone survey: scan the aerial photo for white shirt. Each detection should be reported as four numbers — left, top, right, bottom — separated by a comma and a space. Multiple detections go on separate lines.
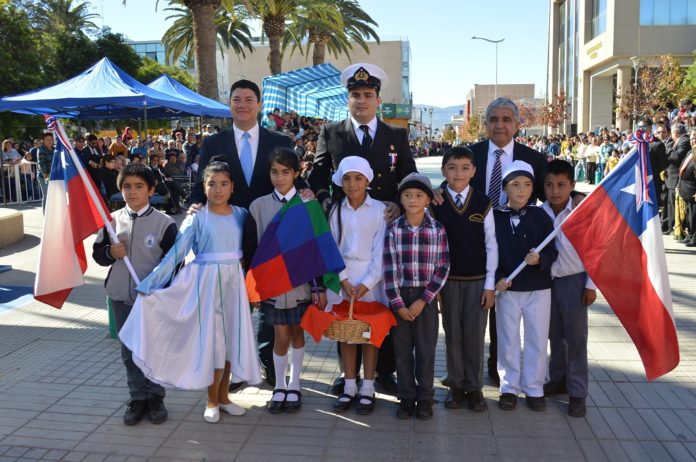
233, 123, 260, 169
447, 185, 498, 290
350, 117, 378, 144
329, 195, 386, 290
542, 198, 596, 290
125, 204, 150, 217
274, 186, 296, 203
486, 139, 514, 205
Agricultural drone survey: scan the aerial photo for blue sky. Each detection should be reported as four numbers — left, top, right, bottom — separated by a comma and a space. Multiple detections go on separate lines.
94, 0, 549, 107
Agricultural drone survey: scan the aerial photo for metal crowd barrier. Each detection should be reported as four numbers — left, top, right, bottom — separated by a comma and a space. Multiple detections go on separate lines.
0, 162, 43, 206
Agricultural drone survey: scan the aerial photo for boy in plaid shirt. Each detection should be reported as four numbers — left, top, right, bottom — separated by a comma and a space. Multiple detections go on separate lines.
384, 172, 450, 420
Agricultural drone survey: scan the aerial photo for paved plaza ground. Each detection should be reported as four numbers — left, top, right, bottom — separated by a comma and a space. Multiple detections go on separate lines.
0, 156, 695, 461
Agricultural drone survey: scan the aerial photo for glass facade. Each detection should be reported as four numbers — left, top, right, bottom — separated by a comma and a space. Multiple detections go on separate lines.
130, 42, 167, 65
557, 0, 580, 132
590, 0, 607, 39
640, 0, 696, 25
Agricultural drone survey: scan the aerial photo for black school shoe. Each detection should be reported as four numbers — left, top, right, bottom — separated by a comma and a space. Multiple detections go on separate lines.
465, 390, 487, 413
356, 395, 376, 415
416, 400, 433, 420
148, 396, 168, 424
124, 399, 148, 426
568, 397, 587, 417
396, 399, 415, 419
526, 395, 546, 412
267, 390, 286, 414
284, 390, 302, 413
376, 373, 398, 394
498, 393, 517, 411
444, 388, 465, 409
543, 380, 567, 396
334, 394, 355, 413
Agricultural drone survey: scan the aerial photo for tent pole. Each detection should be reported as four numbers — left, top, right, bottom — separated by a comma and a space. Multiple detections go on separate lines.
144, 106, 148, 134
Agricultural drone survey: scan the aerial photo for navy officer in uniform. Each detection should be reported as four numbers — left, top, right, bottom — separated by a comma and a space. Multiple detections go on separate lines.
309, 63, 418, 394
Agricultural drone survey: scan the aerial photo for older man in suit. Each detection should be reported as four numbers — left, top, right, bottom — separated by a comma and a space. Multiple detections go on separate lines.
468, 97, 548, 387
309, 63, 418, 394
189, 79, 294, 390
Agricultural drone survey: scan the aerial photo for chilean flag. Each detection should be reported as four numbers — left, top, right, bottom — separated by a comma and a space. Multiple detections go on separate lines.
561, 130, 679, 381
34, 117, 111, 308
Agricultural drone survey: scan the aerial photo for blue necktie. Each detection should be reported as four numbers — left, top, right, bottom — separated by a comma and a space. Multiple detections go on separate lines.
489, 149, 504, 206
240, 132, 253, 185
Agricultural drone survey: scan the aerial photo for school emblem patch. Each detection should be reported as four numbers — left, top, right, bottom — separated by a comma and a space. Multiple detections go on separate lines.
144, 234, 156, 248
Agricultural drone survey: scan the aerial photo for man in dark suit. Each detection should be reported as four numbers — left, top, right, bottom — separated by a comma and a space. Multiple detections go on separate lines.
189, 79, 294, 390
309, 63, 418, 394
467, 97, 548, 387
664, 123, 690, 236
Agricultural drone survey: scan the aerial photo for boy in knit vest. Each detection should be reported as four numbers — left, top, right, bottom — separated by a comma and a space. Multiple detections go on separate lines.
92, 164, 177, 426
431, 147, 498, 412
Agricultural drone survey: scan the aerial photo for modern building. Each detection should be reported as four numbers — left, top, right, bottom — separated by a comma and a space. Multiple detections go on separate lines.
464, 84, 535, 124
547, 0, 696, 134
224, 39, 412, 106
129, 40, 168, 65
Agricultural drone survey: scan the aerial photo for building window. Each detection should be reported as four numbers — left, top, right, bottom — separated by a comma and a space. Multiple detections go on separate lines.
590, 0, 607, 39
640, 0, 696, 25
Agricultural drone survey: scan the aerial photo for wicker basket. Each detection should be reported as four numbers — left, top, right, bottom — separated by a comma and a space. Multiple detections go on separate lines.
324, 297, 371, 344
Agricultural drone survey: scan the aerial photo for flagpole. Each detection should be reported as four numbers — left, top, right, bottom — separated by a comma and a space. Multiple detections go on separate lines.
503, 145, 639, 284
48, 117, 141, 285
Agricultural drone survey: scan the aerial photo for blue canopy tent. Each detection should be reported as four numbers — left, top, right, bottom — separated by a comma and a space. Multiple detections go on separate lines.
147, 74, 230, 119
261, 63, 348, 121
0, 58, 203, 125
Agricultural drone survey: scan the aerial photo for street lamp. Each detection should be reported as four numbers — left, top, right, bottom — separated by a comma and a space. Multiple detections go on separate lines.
471, 36, 505, 99
630, 56, 641, 130
427, 107, 434, 142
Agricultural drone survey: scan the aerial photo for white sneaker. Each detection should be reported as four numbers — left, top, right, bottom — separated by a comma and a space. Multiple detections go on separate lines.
203, 405, 220, 423
220, 402, 245, 416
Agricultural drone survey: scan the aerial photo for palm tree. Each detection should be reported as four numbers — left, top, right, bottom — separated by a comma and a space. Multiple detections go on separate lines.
30, 0, 100, 32
282, 0, 379, 66
122, 0, 228, 100
243, 0, 300, 75
162, 2, 255, 69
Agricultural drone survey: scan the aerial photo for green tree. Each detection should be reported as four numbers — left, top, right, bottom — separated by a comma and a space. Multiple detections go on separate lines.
135, 57, 197, 89
25, 0, 99, 33
43, 29, 99, 82
0, 2, 46, 138
244, 0, 300, 75
680, 50, 696, 99
95, 28, 143, 77
162, 0, 254, 69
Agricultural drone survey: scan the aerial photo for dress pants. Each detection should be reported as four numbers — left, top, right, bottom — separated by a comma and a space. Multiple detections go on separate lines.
548, 274, 589, 398
112, 300, 166, 400
586, 162, 597, 184
391, 287, 439, 401
666, 188, 677, 231
441, 279, 487, 391
487, 307, 497, 375
496, 289, 551, 398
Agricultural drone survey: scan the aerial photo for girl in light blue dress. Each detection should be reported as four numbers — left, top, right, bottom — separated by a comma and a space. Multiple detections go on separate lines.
120, 160, 261, 423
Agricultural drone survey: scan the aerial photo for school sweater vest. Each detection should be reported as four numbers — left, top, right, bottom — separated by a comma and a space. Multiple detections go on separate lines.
432, 189, 491, 280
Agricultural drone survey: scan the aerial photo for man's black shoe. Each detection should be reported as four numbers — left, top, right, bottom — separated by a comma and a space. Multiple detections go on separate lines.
396, 399, 415, 419
543, 380, 567, 396
526, 395, 546, 412
376, 373, 398, 394
444, 388, 464, 409
465, 390, 487, 412
416, 400, 433, 420
123, 399, 148, 426
662, 228, 673, 235
229, 381, 245, 392
498, 393, 517, 411
148, 396, 168, 424
686, 240, 696, 248
568, 397, 587, 417
440, 375, 451, 387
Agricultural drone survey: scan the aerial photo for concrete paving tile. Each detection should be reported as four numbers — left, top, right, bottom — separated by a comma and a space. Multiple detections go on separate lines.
577, 439, 609, 462
10, 427, 88, 442
80, 454, 107, 462
20, 448, 46, 459
3, 447, 28, 458
636, 409, 678, 441
494, 437, 584, 460
597, 440, 630, 461
0, 437, 77, 451
69, 442, 154, 459
618, 408, 657, 440
39, 449, 68, 461
598, 407, 636, 440
655, 409, 696, 441
620, 440, 653, 462
662, 442, 693, 462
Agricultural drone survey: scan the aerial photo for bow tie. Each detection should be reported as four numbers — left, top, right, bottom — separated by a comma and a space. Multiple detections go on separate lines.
505, 206, 528, 218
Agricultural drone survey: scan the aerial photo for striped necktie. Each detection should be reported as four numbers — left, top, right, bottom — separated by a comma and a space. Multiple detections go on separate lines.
489, 149, 504, 206
455, 193, 463, 208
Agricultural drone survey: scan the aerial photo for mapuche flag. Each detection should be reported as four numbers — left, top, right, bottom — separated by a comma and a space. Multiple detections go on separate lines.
561, 130, 679, 381
245, 196, 345, 302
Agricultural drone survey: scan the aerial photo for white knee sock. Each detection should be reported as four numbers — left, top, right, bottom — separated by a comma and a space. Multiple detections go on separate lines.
288, 346, 305, 392
273, 352, 288, 401
341, 378, 358, 402
359, 379, 375, 397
